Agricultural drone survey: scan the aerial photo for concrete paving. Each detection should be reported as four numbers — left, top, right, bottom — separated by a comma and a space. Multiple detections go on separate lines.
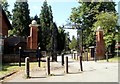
2, 54, 119, 82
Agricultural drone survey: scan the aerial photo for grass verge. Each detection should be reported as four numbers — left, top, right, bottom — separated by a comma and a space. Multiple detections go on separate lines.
0, 62, 46, 77
98, 56, 120, 63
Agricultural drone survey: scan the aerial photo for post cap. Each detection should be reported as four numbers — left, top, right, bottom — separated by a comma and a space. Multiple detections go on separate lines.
38, 47, 41, 49
29, 20, 39, 27
96, 26, 103, 31
31, 20, 37, 25
19, 47, 21, 49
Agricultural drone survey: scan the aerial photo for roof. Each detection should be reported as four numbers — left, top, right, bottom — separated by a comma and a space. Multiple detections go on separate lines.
0, 5, 12, 30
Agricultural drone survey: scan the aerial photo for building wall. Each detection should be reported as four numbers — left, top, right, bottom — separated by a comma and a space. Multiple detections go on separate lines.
0, 11, 9, 37
0, 11, 2, 36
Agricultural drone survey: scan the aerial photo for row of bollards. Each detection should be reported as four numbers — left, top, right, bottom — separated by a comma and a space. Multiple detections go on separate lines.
71, 52, 83, 71
71, 52, 79, 60
24, 56, 69, 78
24, 52, 83, 78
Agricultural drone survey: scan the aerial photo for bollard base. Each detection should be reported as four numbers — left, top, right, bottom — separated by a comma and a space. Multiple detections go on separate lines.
24, 74, 30, 79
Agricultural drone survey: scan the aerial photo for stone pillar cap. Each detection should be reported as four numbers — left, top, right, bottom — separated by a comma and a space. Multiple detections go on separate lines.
96, 26, 103, 31
29, 20, 40, 27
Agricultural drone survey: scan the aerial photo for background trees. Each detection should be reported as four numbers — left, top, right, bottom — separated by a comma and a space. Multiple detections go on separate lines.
93, 12, 118, 54
0, 0, 11, 20
39, 1, 53, 51
39, 1, 70, 61
10, 1, 30, 37
69, 36, 77, 50
70, 1, 118, 56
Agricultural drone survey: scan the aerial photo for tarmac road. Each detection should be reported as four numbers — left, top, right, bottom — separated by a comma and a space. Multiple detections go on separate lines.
2, 54, 119, 82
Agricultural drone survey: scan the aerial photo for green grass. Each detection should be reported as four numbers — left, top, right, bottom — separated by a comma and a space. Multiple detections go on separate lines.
0, 63, 24, 77
0, 62, 46, 77
108, 56, 120, 62
98, 56, 120, 62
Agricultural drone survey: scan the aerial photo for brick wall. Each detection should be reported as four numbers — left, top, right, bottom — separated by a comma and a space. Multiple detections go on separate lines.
27, 26, 38, 49
96, 31, 105, 60
3, 54, 38, 63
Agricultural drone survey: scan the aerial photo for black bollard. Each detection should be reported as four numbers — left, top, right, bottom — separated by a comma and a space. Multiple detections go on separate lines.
46, 56, 50, 75
80, 56, 83, 71
71, 51, 73, 59
38, 47, 41, 67
86, 51, 88, 61
62, 53, 64, 66
19, 47, 22, 67
106, 52, 109, 62
76, 53, 78, 60
65, 56, 68, 74
73, 53, 75, 59
25, 57, 30, 78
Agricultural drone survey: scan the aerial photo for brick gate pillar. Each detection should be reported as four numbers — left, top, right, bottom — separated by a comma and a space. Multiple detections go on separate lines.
27, 20, 39, 49
96, 26, 105, 60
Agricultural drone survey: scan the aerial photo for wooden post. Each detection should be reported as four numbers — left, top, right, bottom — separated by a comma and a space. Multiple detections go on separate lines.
46, 57, 50, 75
65, 56, 68, 74
62, 53, 64, 66
25, 57, 30, 78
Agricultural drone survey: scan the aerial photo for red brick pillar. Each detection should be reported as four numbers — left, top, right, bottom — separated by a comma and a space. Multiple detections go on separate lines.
96, 26, 105, 60
27, 20, 39, 49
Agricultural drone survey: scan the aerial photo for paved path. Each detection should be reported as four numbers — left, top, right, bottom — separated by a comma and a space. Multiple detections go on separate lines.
2, 54, 119, 82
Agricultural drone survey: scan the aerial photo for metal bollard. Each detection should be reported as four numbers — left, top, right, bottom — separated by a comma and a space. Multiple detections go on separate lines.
65, 56, 68, 74
106, 52, 109, 62
80, 56, 83, 71
62, 53, 64, 66
38, 47, 41, 67
73, 53, 75, 59
76, 54, 78, 60
86, 51, 88, 61
46, 56, 50, 75
71, 52, 73, 59
25, 57, 30, 78
19, 47, 22, 67
72, 53, 74, 59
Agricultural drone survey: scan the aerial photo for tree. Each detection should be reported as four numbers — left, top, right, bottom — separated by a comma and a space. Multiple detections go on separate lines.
70, 1, 117, 56
39, 1, 53, 51
33, 15, 40, 24
65, 32, 70, 51
57, 26, 66, 53
51, 22, 58, 61
1, 0, 11, 20
70, 1, 116, 48
69, 36, 77, 50
11, 0, 30, 37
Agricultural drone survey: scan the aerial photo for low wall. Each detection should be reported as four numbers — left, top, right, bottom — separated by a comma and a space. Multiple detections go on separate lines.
3, 54, 38, 63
